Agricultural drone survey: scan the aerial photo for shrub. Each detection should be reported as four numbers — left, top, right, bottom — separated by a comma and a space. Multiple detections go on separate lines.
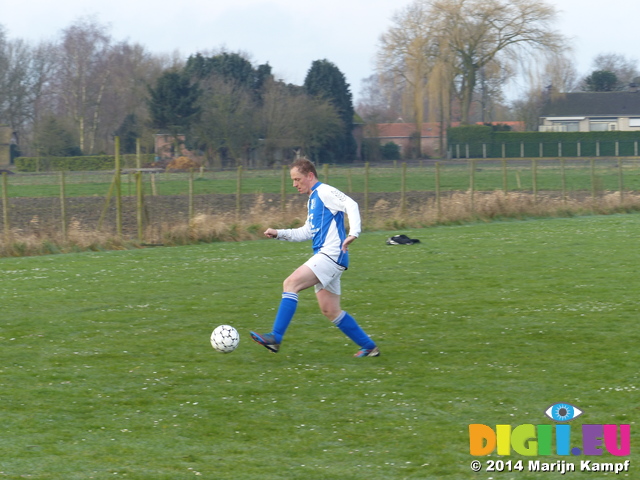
15, 154, 157, 172
380, 142, 401, 160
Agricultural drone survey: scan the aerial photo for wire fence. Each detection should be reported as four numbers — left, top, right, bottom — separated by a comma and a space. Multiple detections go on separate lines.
3, 157, 640, 242
449, 140, 640, 159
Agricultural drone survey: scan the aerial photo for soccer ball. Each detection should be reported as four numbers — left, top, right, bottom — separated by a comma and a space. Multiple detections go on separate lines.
210, 325, 240, 353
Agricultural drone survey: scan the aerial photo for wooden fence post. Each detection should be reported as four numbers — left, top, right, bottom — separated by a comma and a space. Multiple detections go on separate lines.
59, 171, 67, 241
151, 173, 157, 196
364, 162, 370, 223
532, 158, 538, 203
400, 162, 407, 216
2, 172, 9, 242
502, 159, 508, 195
435, 162, 441, 219
469, 159, 475, 214
618, 158, 624, 204
136, 138, 141, 169
561, 158, 567, 204
236, 165, 243, 217
115, 136, 122, 237
136, 171, 144, 242
188, 169, 194, 223
281, 165, 287, 212
590, 158, 596, 201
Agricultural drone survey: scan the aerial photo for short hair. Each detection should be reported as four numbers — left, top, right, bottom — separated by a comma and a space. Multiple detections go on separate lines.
290, 158, 317, 178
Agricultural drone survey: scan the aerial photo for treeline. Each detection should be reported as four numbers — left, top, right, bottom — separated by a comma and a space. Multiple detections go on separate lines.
0, 18, 357, 168
149, 53, 357, 167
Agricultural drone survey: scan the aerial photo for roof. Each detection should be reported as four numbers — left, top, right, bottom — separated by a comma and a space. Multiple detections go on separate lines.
541, 92, 640, 117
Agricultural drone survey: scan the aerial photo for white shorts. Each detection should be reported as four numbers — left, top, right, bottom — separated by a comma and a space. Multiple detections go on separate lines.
304, 253, 346, 295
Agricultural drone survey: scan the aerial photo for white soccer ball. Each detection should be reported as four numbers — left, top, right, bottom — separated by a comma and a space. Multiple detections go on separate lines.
210, 325, 240, 353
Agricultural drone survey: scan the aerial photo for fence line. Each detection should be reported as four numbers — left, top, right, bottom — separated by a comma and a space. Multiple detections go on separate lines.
2, 158, 640, 243
449, 140, 640, 159
2, 172, 9, 242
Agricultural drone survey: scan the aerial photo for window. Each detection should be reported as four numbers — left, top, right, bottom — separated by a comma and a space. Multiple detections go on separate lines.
590, 121, 612, 132
555, 121, 580, 132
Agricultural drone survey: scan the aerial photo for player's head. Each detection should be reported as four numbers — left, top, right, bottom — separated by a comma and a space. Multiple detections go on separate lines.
290, 158, 318, 178
290, 158, 318, 195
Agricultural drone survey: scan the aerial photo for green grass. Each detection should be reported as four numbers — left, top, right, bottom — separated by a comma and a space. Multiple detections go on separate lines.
7, 159, 640, 197
1, 215, 639, 478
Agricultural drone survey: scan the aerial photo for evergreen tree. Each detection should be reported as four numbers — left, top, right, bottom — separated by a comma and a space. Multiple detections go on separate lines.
185, 52, 272, 102
303, 59, 356, 164
147, 71, 201, 131
583, 70, 619, 92
34, 116, 82, 157
114, 113, 142, 154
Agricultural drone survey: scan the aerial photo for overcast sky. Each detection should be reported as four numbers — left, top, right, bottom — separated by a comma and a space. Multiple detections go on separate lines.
2, 0, 638, 101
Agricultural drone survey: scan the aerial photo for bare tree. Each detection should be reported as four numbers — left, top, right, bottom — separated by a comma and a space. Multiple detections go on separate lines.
378, 0, 567, 130
434, 0, 565, 123
190, 75, 258, 167
0, 27, 57, 155
53, 17, 113, 154
544, 54, 579, 93
356, 73, 404, 124
99, 41, 166, 153
377, 1, 435, 154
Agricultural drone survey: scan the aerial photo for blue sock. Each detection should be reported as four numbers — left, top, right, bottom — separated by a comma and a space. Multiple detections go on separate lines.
332, 311, 375, 349
272, 292, 298, 343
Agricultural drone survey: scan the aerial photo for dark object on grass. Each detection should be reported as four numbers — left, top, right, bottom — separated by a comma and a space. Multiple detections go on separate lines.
386, 234, 420, 245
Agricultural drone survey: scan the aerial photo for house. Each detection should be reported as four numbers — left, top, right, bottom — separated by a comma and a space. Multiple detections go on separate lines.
368, 121, 525, 158
539, 88, 640, 132
154, 133, 197, 161
370, 122, 445, 157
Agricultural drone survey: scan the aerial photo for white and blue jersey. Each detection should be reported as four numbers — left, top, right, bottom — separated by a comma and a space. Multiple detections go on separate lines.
276, 182, 361, 268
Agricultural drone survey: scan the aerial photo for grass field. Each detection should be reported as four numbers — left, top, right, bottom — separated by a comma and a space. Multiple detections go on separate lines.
6, 159, 640, 198
1, 214, 638, 479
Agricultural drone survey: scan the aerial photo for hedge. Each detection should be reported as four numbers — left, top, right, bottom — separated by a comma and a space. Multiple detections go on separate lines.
15, 154, 157, 172
448, 128, 640, 158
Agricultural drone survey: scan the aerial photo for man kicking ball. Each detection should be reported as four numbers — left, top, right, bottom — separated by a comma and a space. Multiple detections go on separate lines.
250, 157, 379, 357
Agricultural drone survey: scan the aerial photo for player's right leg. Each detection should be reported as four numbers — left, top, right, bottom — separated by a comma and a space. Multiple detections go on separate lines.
251, 264, 319, 353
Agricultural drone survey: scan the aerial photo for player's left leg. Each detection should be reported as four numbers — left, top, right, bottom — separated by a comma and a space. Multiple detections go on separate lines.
316, 288, 378, 356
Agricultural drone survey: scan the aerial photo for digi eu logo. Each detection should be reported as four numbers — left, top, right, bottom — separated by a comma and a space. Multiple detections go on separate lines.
469, 403, 630, 456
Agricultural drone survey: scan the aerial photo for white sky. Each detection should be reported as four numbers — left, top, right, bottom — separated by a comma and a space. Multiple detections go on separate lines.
2, 0, 638, 102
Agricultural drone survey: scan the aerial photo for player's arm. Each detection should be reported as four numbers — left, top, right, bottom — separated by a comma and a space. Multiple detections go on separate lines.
341, 234, 357, 252
342, 195, 362, 239
264, 222, 312, 242
321, 187, 362, 238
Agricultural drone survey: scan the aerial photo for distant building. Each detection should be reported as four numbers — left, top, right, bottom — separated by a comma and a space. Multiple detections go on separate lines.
366, 121, 525, 158
539, 88, 640, 132
153, 133, 202, 163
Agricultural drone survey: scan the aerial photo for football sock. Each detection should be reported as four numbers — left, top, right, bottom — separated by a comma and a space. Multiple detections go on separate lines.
272, 292, 298, 343
332, 311, 376, 349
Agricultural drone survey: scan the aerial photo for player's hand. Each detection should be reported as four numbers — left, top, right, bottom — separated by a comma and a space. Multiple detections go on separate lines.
341, 235, 356, 252
264, 228, 278, 238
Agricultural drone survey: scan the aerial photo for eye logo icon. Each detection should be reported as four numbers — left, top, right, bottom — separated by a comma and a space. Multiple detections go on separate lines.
545, 403, 583, 422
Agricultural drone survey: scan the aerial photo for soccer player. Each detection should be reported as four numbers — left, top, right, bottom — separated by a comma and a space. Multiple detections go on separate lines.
250, 158, 379, 357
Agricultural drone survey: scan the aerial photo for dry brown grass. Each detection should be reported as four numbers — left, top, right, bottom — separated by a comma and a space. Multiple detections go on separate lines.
1, 191, 640, 257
